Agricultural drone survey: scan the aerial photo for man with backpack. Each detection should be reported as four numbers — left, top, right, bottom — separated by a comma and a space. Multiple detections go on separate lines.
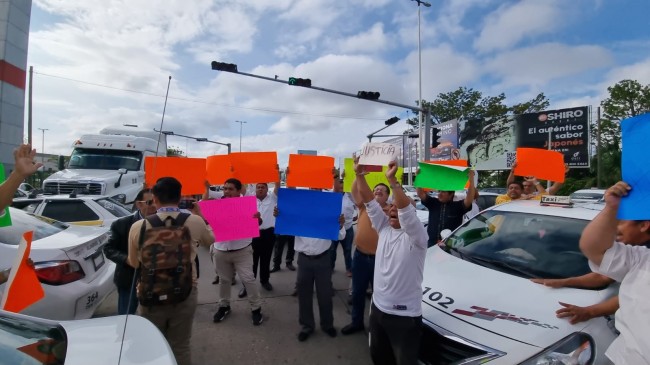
127, 177, 214, 365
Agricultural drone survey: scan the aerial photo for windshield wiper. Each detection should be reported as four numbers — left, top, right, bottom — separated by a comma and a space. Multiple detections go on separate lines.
462, 254, 539, 278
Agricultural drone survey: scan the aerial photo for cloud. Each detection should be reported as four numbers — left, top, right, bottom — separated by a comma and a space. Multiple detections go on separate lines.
337, 23, 388, 54
474, 0, 562, 53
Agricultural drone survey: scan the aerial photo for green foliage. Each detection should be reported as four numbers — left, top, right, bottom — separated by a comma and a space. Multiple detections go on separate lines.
167, 146, 185, 157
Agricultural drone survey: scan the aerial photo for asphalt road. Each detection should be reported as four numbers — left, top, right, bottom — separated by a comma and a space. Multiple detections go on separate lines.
95, 245, 374, 365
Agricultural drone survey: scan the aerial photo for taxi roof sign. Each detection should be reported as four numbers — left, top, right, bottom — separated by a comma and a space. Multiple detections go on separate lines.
540, 195, 573, 207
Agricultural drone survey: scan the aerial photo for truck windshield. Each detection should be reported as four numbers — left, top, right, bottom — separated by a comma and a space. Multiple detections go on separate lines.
68, 148, 142, 171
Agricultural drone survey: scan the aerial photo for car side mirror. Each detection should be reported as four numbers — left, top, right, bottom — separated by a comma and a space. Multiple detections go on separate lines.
440, 229, 452, 240
118, 168, 127, 175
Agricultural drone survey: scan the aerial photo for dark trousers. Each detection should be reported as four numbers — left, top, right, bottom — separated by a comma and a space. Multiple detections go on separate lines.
297, 252, 334, 332
351, 250, 375, 326
369, 303, 423, 365
252, 227, 275, 284
273, 234, 295, 268
117, 284, 138, 315
330, 227, 354, 270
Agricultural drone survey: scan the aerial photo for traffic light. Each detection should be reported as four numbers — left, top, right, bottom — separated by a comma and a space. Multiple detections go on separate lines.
431, 127, 441, 148
211, 61, 238, 72
385, 117, 400, 126
288, 77, 312, 87
357, 91, 380, 100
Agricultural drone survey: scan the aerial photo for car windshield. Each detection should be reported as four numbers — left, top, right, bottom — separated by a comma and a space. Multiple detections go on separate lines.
68, 148, 142, 171
0, 312, 67, 364
570, 192, 603, 200
94, 198, 131, 217
0, 209, 68, 246
443, 210, 591, 279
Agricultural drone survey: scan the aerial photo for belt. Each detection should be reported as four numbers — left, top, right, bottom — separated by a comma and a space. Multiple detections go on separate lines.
260, 227, 274, 231
356, 249, 375, 257
215, 243, 251, 252
299, 251, 328, 259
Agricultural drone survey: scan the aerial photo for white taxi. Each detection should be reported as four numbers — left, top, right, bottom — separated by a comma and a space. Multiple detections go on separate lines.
0, 208, 115, 320
420, 199, 617, 364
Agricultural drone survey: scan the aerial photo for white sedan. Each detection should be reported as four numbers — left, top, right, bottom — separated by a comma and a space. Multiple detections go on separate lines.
0, 208, 116, 320
421, 200, 617, 364
0, 309, 176, 365
13, 194, 132, 227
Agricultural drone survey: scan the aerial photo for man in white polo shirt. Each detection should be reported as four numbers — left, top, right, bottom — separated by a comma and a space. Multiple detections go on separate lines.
354, 158, 428, 365
249, 182, 279, 293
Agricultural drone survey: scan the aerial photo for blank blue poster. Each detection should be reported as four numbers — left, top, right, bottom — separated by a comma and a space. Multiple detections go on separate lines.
275, 188, 343, 240
619, 113, 650, 219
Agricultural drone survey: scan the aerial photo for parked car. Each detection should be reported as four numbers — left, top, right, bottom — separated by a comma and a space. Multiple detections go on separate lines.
476, 191, 499, 211
479, 187, 507, 195
402, 185, 420, 202
0, 309, 176, 365
12, 194, 132, 227
0, 208, 115, 320
569, 189, 606, 203
420, 200, 617, 364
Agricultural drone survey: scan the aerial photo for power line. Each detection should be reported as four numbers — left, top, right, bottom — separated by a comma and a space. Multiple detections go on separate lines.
33, 71, 386, 121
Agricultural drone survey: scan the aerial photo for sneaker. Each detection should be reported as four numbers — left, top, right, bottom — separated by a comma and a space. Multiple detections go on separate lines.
238, 287, 248, 298
286, 263, 296, 271
270, 266, 280, 273
341, 323, 364, 335
323, 327, 337, 338
261, 282, 273, 291
252, 308, 263, 326
213, 306, 231, 322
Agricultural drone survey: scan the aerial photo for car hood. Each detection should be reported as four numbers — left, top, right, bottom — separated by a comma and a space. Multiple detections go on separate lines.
47, 169, 140, 182
422, 246, 612, 348
61, 315, 176, 365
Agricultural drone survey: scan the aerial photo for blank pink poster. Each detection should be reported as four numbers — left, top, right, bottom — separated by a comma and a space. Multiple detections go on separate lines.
198, 196, 260, 241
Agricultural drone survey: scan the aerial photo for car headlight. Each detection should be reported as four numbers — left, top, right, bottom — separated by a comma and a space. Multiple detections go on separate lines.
520, 333, 594, 365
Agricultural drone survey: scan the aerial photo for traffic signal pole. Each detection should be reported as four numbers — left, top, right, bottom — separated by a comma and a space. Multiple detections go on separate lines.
211, 62, 432, 161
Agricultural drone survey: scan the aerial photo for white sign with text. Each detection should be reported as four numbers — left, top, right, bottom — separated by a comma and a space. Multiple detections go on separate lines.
359, 143, 401, 169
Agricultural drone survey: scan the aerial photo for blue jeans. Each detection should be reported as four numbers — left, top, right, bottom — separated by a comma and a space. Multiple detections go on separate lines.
330, 227, 354, 271
351, 249, 375, 327
117, 285, 138, 315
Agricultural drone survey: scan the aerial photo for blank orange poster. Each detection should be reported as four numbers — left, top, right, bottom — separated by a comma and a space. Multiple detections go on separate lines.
145, 156, 206, 195
1, 231, 45, 313
514, 148, 565, 183
206, 155, 233, 185
286, 154, 335, 189
230, 152, 279, 184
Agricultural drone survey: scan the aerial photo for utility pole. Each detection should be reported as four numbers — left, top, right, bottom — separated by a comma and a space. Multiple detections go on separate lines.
38, 127, 48, 168
28, 66, 33, 146
596, 106, 601, 188
235, 120, 247, 152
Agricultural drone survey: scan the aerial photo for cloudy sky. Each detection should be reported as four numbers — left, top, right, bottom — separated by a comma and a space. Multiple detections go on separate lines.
26, 0, 650, 166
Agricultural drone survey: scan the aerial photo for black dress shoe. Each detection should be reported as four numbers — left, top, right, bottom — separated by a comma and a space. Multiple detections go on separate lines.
297, 330, 312, 342
323, 327, 337, 338
261, 282, 273, 291
238, 287, 248, 298
286, 263, 296, 271
341, 323, 364, 335
270, 266, 280, 273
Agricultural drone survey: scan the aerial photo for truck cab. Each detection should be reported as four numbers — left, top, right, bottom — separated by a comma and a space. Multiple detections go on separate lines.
43, 127, 167, 204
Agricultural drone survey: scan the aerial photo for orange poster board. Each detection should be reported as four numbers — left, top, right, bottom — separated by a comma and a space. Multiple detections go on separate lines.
1, 231, 45, 313
286, 154, 335, 189
514, 148, 565, 183
230, 152, 279, 184
145, 156, 206, 195
206, 155, 233, 185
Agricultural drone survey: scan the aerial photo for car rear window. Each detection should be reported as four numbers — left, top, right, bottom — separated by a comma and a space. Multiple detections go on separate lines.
0, 311, 67, 364
41, 200, 100, 222
444, 210, 591, 279
94, 198, 131, 218
0, 209, 67, 245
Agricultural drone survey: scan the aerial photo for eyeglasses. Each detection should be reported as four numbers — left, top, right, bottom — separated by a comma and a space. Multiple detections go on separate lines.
138, 200, 153, 206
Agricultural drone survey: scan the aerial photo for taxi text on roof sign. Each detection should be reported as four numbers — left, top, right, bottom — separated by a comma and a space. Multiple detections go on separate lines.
540, 195, 572, 206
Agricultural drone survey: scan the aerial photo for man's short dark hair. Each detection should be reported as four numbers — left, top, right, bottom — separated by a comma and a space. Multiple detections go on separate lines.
153, 177, 182, 205
509, 181, 524, 189
224, 178, 243, 191
374, 183, 390, 196
256, 183, 268, 188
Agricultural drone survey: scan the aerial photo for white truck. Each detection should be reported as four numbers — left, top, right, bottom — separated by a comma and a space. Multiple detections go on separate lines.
43, 126, 167, 205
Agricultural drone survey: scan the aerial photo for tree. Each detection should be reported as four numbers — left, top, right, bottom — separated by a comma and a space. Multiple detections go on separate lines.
166, 146, 185, 157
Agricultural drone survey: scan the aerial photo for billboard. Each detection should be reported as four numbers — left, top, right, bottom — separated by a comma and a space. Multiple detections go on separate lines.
458, 116, 516, 170
514, 106, 590, 168
431, 119, 460, 161
297, 149, 317, 155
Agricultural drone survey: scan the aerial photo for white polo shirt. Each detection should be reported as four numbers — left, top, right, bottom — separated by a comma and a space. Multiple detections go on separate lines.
295, 227, 346, 256
341, 193, 356, 230
257, 193, 277, 230
590, 242, 650, 365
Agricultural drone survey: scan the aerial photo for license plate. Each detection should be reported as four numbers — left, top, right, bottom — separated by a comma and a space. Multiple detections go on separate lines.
91, 250, 105, 271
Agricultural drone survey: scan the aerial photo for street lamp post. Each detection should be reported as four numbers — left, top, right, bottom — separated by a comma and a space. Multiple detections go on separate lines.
156, 129, 232, 154
412, 0, 431, 162
235, 120, 247, 152
38, 128, 49, 167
